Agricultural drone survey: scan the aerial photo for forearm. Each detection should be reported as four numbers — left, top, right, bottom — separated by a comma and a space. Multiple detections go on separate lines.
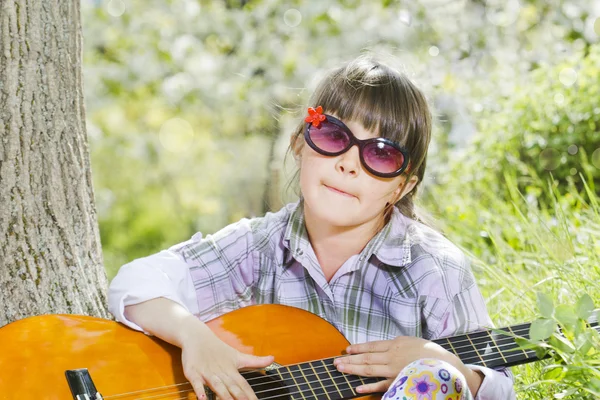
124, 297, 212, 348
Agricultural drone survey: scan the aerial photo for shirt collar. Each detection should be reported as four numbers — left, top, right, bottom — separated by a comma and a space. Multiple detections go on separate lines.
283, 200, 310, 261
283, 200, 413, 268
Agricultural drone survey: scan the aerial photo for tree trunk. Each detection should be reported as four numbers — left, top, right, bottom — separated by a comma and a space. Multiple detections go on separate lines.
0, 0, 109, 326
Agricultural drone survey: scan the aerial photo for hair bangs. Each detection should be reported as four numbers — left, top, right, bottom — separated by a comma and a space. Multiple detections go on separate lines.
310, 61, 427, 151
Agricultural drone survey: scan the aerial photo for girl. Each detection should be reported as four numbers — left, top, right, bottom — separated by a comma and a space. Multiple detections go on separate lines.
108, 56, 516, 400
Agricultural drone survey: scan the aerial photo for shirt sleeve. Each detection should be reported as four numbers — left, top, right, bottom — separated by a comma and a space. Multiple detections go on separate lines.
171, 218, 258, 321
108, 219, 258, 332
432, 271, 517, 399
107, 237, 201, 333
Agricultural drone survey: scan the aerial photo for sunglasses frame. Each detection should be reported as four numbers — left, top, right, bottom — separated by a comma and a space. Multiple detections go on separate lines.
304, 114, 411, 178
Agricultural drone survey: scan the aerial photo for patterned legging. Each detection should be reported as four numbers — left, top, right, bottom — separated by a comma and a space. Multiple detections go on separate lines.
381, 358, 474, 400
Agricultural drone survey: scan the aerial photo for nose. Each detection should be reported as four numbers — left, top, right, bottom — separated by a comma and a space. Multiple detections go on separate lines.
336, 144, 361, 176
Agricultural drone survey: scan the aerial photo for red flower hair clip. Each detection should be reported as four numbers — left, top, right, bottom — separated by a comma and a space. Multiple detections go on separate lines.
305, 106, 326, 128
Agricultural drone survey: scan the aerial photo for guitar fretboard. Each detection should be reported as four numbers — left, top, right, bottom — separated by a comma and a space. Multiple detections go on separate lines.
434, 322, 538, 369
239, 320, 600, 400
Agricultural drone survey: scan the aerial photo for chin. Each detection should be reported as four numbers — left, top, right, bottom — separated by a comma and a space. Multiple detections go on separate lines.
304, 196, 361, 227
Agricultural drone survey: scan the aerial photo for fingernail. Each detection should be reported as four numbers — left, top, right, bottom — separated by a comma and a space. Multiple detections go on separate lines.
337, 364, 345, 371
356, 386, 363, 393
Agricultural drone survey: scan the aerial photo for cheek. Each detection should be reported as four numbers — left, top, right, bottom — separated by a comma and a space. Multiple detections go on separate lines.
364, 177, 400, 198
298, 154, 322, 192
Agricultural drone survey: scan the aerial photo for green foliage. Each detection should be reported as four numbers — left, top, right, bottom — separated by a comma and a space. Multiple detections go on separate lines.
469, 45, 600, 209
518, 293, 600, 398
426, 166, 600, 398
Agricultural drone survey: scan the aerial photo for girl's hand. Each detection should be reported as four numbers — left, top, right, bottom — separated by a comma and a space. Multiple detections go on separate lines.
333, 336, 473, 395
181, 326, 274, 400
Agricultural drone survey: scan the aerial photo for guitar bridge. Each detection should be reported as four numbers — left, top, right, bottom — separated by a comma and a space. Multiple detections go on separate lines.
65, 369, 103, 400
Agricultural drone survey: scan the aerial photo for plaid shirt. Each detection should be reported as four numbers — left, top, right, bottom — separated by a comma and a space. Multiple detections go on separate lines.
109, 201, 515, 399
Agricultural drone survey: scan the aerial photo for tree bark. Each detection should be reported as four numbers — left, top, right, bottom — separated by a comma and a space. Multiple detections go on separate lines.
0, 0, 109, 326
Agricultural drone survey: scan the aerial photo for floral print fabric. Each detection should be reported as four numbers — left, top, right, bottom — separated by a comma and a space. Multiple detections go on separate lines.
382, 358, 473, 400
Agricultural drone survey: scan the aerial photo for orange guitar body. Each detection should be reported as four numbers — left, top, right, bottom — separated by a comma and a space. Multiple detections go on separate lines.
0, 304, 379, 399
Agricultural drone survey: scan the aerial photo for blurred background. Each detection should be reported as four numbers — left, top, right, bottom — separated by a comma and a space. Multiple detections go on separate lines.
82, 1, 600, 397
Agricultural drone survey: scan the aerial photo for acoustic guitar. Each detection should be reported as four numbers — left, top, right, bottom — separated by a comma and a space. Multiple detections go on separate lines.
0, 304, 595, 399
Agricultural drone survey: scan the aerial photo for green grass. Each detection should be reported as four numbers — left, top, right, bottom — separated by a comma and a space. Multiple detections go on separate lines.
425, 157, 600, 399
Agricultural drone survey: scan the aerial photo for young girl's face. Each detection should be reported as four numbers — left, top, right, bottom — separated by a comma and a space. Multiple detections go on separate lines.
298, 116, 418, 230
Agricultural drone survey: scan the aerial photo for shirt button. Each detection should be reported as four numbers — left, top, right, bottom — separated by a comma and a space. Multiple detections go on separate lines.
296, 249, 303, 256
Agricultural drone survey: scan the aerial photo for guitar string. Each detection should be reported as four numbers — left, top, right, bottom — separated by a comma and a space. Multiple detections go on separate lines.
130, 374, 382, 400
101, 322, 531, 399
119, 339, 540, 400
133, 338, 533, 400
107, 321, 595, 400
137, 378, 376, 400
107, 341, 528, 400
103, 323, 598, 400
148, 375, 380, 400
103, 336, 538, 400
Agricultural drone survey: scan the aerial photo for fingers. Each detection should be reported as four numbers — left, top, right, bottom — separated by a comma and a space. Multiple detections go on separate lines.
187, 368, 255, 400
205, 373, 246, 400
346, 339, 392, 354
356, 378, 393, 395
335, 362, 393, 378
238, 353, 275, 370
232, 371, 259, 400
186, 370, 208, 399
335, 352, 388, 366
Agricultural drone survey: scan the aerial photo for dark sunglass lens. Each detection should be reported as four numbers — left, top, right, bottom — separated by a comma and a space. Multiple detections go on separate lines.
309, 122, 350, 153
363, 142, 405, 174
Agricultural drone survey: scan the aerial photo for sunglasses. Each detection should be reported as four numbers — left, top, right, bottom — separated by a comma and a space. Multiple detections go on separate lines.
304, 107, 411, 178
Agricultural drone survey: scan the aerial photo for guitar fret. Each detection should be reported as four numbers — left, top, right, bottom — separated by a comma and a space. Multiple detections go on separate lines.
325, 360, 357, 399
308, 362, 332, 400
486, 330, 507, 365
507, 325, 530, 358
271, 368, 296, 400
466, 330, 489, 368
339, 366, 357, 398
444, 334, 484, 366
320, 359, 343, 398
489, 330, 528, 367
444, 337, 458, 357
296, 363, 325, 399
279, 366, 309, 400
355, 375, 367, 384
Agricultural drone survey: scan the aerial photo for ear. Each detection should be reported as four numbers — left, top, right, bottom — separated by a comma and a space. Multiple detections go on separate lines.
392, 175, 419, 202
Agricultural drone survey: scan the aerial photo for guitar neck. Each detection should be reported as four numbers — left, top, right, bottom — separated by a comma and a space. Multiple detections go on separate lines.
244, 319, 599, 400
433, 319, 599, 369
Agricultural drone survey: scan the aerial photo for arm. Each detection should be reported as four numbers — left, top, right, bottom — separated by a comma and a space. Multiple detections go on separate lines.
107, 224, 271, 400
108, 247, 200, 333
108, 219, 259, 333
124, 297, 213, 347
433, 284, 517, 400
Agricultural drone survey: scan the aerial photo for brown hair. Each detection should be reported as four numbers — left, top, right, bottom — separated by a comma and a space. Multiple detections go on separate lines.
288, 55, 442, 232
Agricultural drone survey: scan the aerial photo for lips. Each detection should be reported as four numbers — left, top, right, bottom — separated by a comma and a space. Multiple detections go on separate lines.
324, 184, 356, 198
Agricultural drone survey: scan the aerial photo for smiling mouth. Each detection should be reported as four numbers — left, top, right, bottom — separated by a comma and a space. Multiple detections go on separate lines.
324, 185, 355, 198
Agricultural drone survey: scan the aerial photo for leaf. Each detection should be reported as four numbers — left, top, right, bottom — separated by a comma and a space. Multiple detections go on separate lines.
549, 334, 576, 354
537, 292, 554, 318
530, 318, 557, 341
575, 331, 594, 356
543, 365, 566, 381
576, 293, 595, 320
535, 346, 548, 360
515, 337, 540, 350
555, 304, 578, 328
